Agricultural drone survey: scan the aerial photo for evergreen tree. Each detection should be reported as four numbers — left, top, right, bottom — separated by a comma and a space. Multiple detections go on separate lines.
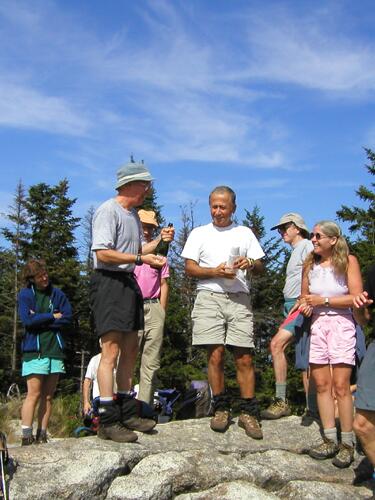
160, 203, 206, 390
0, 249, 19, 391
1, 181, 29, 376
337, 148, 375, 273
75, 206, 97, 359
22, 179, 81, 390
25, 179, 81, 297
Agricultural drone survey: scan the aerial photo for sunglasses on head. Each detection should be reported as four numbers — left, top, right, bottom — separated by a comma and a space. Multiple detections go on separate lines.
310, 232, 330, 240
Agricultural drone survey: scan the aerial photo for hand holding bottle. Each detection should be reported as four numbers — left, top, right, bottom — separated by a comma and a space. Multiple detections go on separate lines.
154, 223, 175, 257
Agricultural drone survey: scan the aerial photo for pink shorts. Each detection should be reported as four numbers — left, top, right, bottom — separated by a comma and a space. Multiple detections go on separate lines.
309, 313, 356, 365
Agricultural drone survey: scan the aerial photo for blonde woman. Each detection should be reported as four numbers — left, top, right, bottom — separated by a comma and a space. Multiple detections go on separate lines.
298, 221, 362, 468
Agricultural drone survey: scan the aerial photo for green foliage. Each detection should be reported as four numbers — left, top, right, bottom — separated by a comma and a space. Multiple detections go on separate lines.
337, 147, 375, 273
48, 393, 82, 437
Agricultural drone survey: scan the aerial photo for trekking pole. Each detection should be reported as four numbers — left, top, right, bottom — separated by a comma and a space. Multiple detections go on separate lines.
0, 432, 8, 500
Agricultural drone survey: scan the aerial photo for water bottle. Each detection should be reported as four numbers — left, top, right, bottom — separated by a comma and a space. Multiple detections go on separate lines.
223, 247, 239, 286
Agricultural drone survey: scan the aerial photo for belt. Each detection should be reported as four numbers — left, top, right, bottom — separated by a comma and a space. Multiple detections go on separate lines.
143, 298, 159, 303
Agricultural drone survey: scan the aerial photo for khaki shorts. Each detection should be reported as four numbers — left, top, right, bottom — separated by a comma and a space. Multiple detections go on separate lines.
191, 290, 254, 348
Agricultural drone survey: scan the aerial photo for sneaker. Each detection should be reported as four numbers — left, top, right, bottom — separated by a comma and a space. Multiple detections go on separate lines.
309, 438, 338, 460
210, 410, 230, 433
21, 436, 35, 446
261, 398, 291, 420
332, 443, 354, 468
238, 412, 263, 440
301, 408, 320, 427
97, 422, 138, 443
123, 417, 156, 433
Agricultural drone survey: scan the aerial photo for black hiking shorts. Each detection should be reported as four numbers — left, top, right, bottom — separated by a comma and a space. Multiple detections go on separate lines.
90, 270, 144, 337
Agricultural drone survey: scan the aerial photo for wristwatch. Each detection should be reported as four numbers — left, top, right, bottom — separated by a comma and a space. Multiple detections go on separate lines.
135, 254, 143, 266
324, 297, 330, 307
247, 258, 255, 269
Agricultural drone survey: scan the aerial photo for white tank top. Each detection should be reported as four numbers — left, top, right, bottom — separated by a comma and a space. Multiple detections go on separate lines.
309, 263, 351, 315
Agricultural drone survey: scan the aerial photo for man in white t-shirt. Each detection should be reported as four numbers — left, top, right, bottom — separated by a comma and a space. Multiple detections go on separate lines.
181, 186, 265, 439
83, 349, 118, 416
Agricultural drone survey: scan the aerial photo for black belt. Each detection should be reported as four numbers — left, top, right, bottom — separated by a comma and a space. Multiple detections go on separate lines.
143, 298, 159, 303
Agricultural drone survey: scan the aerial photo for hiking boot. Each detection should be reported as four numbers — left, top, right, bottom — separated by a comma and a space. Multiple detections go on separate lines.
35, 431, 48, 444
210, 410, 230, 432
332, 443, 354, 468
309, 438, 338, 460
97, 422, 138, 443
238, 412, 263, 440
261, 398, 291, 420
123, 417, 156, 433
300, 408, 320, 427
21, 436, 35, 446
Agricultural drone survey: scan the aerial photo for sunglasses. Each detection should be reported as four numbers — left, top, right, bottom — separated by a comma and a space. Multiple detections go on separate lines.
132, 181, 151, 191
310, 232, 330, 240
278, 222, 294, 234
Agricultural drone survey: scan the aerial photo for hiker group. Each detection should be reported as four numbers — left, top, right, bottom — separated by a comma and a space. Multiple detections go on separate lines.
16, 159, 375, 475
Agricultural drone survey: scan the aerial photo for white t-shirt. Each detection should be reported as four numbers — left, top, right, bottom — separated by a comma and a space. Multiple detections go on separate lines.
85, 353, 117, 399
181, 222, 265, 293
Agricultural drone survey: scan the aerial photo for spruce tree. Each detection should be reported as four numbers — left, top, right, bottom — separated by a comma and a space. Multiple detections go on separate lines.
24, 179, 81, 390
337, 148, 375, 273
1, 181, 29, 378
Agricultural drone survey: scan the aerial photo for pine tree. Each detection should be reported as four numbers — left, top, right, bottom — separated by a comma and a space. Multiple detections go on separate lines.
160, 203, 207, 390
337, 148, 375, 273
1, 180, 29, 377
23, 179, 81, 389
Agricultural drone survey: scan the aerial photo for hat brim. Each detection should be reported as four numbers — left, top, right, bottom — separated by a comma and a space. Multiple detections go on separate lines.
116, 174, 154, 189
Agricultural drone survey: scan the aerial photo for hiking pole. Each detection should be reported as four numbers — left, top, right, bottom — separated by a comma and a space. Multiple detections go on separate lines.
0, 432, 8, 500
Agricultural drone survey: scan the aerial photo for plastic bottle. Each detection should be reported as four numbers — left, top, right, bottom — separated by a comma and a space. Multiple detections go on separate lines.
223, 246, 239, 286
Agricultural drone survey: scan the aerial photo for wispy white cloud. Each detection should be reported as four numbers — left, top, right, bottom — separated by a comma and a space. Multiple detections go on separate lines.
0, 0, 374, 173
241, 7, 375, 93
0, 80, 90, 136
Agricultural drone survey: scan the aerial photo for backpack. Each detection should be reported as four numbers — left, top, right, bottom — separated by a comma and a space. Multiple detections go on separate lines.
175, 381, 212, 420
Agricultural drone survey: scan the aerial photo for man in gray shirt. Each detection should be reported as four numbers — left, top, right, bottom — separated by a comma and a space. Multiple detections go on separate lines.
262, 213, 313, 420
90, 158, 174, 443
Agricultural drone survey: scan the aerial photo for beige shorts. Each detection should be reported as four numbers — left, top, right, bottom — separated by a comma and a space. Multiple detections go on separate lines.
191, 290, 254, 348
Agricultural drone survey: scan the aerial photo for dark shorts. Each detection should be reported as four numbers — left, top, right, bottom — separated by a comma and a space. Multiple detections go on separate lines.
355, 341, 375, 411
90, 270, 144, 337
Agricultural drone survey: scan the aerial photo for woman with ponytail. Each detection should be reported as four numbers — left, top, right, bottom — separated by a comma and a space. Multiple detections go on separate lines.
298, 221, 362, 468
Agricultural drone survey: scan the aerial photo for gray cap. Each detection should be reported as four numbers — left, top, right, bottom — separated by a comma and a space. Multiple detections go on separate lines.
271, 212, 308, 232
116, 159, 154, 189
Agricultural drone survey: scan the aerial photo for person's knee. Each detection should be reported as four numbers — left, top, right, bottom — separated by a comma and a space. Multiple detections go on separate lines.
270, 331, 290, 355
101, 348, 119, 369
353, 412, 374, 439
27, 390, 41, 403
314, 378, 331, 394
333, 381, 350, 400
208, 348, 225, 369
235, 354, 253, 372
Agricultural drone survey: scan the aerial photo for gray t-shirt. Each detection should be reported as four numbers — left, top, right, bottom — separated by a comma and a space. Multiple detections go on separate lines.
91, 198, 143, 272
283, 238, 313, 300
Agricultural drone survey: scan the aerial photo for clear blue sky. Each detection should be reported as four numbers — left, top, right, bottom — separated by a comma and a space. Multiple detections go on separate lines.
1, 0, 374, 249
